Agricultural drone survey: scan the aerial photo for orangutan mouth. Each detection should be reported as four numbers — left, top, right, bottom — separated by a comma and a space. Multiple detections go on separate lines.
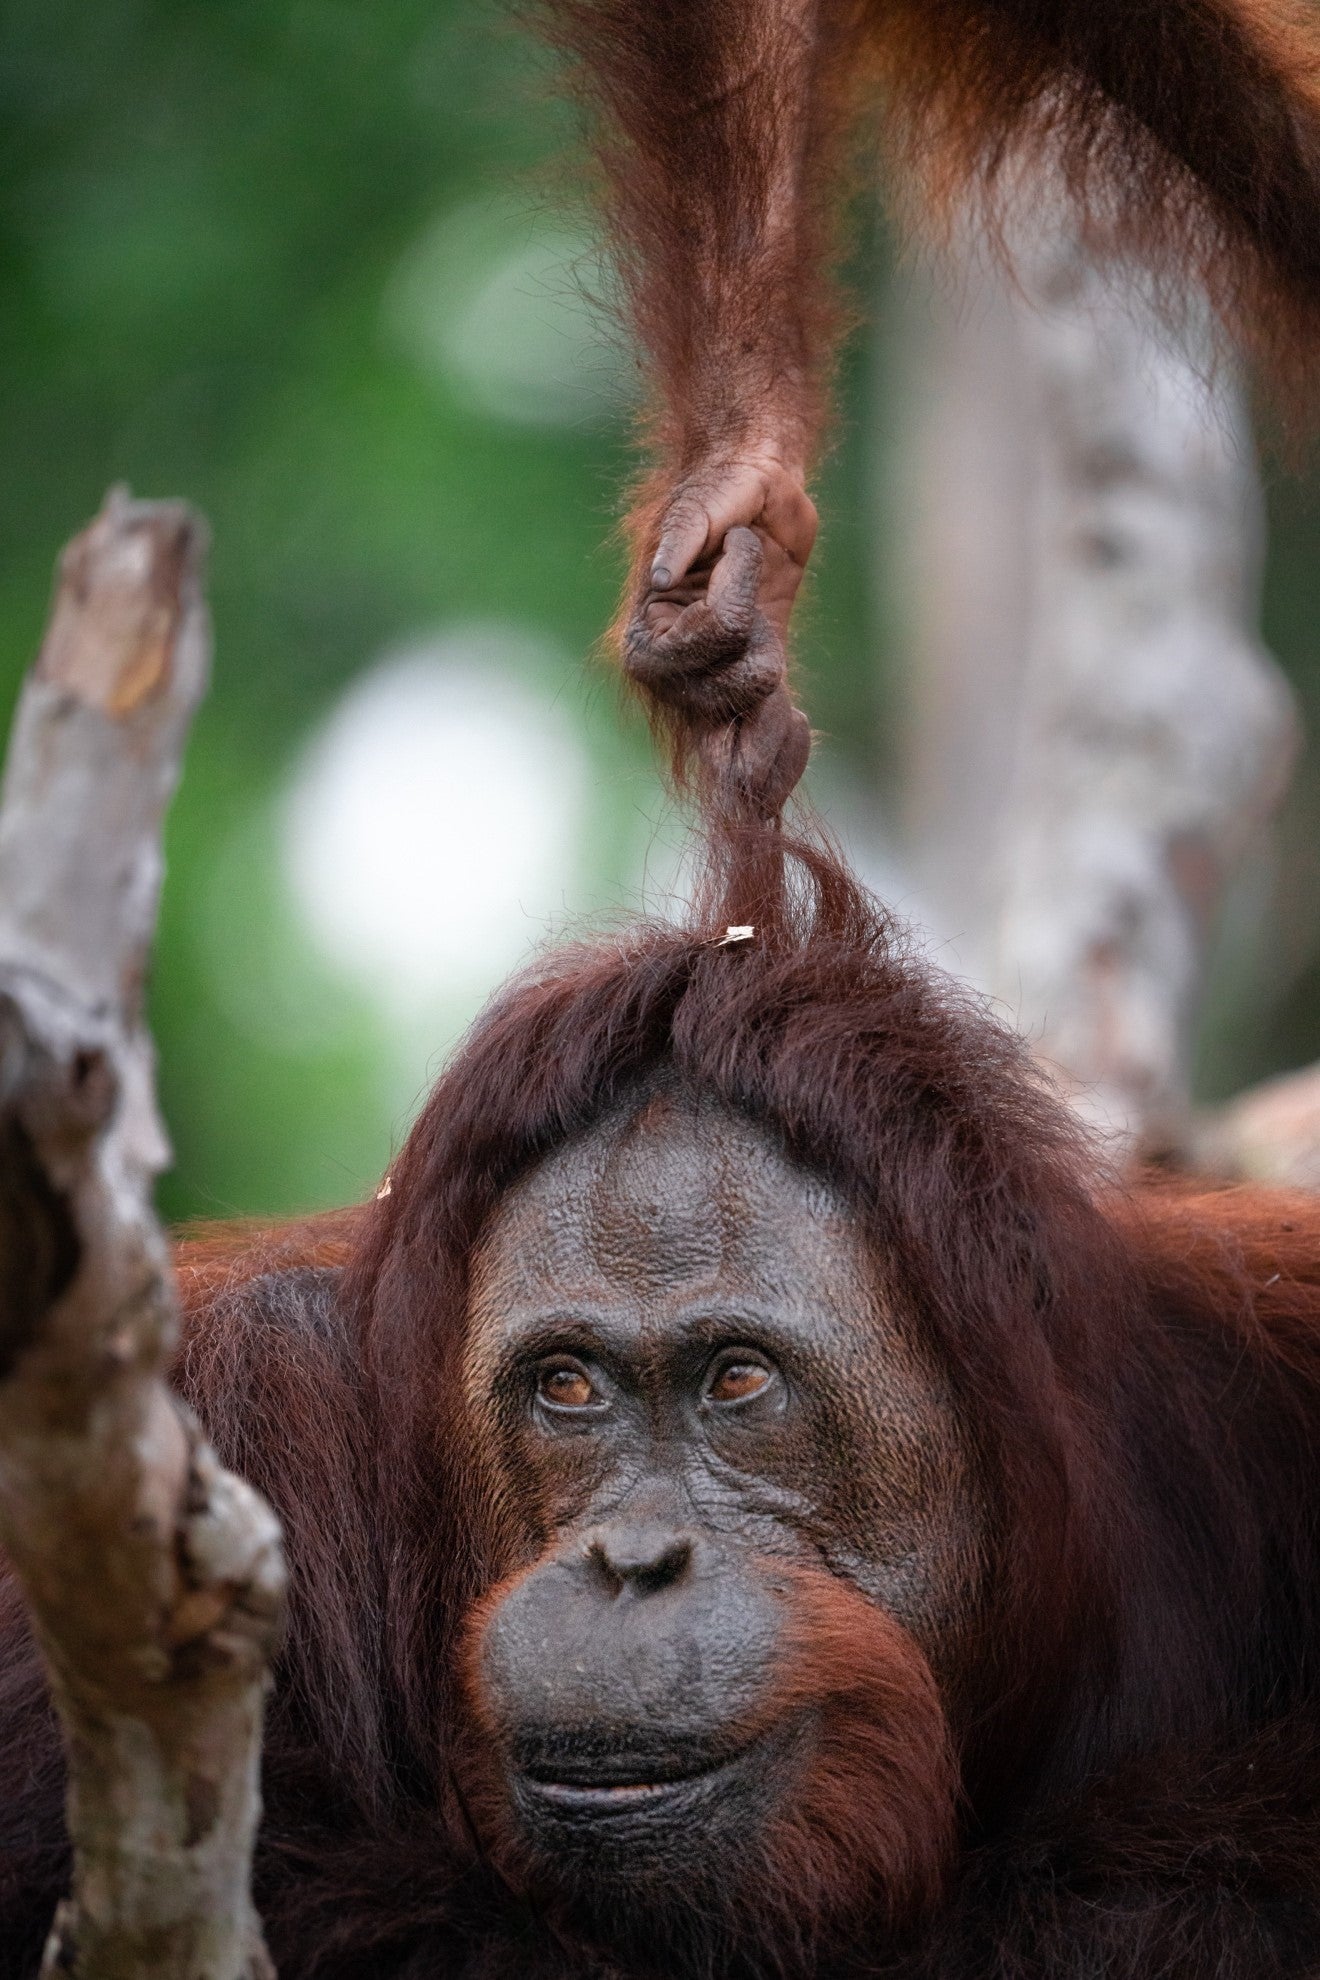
516, 1745, 751, 1822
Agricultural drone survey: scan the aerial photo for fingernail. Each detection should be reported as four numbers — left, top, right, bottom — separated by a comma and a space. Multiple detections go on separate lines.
651, 563, 672, 591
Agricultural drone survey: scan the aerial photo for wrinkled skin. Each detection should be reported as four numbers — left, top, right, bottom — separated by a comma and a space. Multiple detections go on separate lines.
461, 1086, 984, 1922
638, 453, 817, 655
621, 506, 815, 815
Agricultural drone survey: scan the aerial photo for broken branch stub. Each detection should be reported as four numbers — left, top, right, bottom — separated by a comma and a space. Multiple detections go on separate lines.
0, 490, 285, 1980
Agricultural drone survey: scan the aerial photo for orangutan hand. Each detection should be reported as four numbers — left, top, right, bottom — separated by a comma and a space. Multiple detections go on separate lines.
623, 521, 813, 814
641, 451, 817, 646
620, 453, 816, 812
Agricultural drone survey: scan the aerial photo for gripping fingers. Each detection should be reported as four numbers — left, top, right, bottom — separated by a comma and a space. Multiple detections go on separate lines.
625, 527, 766, 698
626, 487, 814, 811
626, 613, 783, 724
649, 456, 814, 593
649, 463, 770, 591
705, 527, 763, 630
678, 616, 784, 726
650, 497, 716, 595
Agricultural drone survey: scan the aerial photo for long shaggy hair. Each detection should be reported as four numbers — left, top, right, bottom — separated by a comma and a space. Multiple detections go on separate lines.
870, 0, 1320, 400
3, 823, 1320, 1976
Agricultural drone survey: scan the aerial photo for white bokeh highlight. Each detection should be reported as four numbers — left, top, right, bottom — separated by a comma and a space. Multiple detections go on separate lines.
383, 197, 631, 428
281, 629, 590, 1020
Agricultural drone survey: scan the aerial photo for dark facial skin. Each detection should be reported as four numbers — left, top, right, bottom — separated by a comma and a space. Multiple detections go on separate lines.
464, 1085, 984, 1885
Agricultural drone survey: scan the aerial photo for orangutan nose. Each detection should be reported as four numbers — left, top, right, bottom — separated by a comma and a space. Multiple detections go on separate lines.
583, 1526, 695, 1597
478, 1528, 786, 1761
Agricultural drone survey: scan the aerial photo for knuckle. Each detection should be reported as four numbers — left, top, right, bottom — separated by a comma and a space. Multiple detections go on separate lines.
784, 489, 819, 555
723, 524, 763, 561
622, 619, 667, 685
698, 689, 810, 815
660, 490, 709, 539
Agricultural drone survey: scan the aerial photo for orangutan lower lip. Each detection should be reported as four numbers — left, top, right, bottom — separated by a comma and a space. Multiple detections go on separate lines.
518, 1750, 742, 1814
531, 1778, 680, 1806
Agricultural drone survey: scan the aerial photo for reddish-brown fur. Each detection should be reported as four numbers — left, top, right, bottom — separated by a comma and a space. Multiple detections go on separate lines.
3, 824, 1320, 1975
873, 0, 1320, 397
556, 0, 1320, 473
458, 1559, 958, 1971
4, 9, 1319, 1973
752, 1571, 959, 1949
540, 0, 1320, 803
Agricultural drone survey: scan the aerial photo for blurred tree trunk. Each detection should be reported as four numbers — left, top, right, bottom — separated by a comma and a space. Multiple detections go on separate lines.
893, 217, 1299, 1161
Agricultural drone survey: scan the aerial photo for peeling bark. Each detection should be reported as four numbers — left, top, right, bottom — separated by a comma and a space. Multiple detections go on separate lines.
992, 234, 1299, 1154
0, 490, 284, 1980
894, 222, 1298, 1158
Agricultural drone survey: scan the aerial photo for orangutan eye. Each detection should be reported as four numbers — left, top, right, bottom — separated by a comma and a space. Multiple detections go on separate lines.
536, 1360, 601, 1413
704, 1355, 776, 1406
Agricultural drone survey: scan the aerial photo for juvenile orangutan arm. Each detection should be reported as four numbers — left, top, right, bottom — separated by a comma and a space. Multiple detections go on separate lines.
542, 0, 1320, 810
541, 0, 864, 801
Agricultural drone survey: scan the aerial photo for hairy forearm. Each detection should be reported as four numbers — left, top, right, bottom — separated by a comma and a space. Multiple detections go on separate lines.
542, 0, 860, 574
532, 0, 864, 816
672, 14, 846, 477
549, 0, 846, 452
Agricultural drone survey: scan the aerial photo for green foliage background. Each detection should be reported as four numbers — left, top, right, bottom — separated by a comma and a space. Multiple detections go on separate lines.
1, 0, 1317, 1220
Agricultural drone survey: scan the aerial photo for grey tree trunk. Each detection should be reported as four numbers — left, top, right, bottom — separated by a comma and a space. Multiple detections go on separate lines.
0, 491, 284, 1980
893, 223, 1299, 1159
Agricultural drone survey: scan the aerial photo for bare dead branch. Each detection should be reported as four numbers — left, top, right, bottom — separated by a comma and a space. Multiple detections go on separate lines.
0, 490, 284, 1980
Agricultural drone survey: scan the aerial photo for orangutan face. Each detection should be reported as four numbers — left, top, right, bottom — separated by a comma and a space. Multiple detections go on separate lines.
458, 1087, 982, 1966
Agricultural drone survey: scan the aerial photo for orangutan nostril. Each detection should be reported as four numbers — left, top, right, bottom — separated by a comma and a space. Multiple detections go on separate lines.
585, 1529, 694, 1598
